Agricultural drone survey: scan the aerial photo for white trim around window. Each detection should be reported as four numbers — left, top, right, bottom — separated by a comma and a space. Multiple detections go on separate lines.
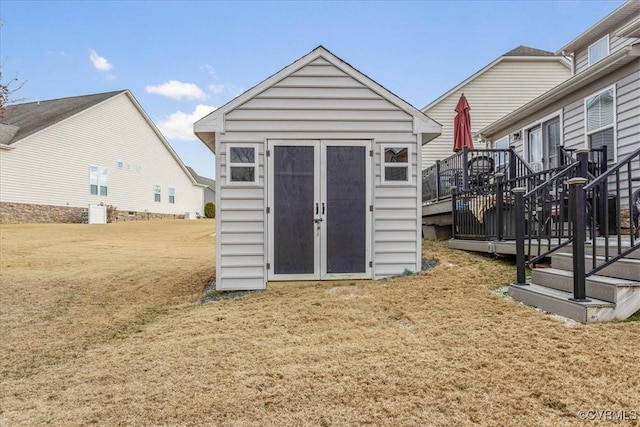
584, 85, 616, 163
588, 35, 609, 66
226, 144, 259, 185
89, 165, 108, 196
521, 109, 564, 171
381, 144, 411, 184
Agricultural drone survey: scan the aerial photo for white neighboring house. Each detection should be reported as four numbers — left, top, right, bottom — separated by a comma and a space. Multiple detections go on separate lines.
195, 46, 441, 291
421, 45, 572, 169
186, 166, 216, 205
0, 90, 206, 223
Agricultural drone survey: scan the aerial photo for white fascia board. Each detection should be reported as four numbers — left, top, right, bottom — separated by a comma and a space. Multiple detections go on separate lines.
0, 144, 14, 150
193, 112, 224, 133
480, 44, 640, 138
413, 116, 442, 133
616, 17, 640, 38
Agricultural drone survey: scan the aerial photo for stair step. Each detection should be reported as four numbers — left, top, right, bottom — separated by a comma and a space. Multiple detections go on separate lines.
509, 284, 615, 323
558, 242, 640, 260
531, 268, 640, 303
551, 252, 640, 281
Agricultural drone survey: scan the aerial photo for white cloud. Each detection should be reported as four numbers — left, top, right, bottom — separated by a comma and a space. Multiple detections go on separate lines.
200, 64, 217, 78
146, 80, 207, 100
156, 104, 216, 141
208, 83, 225, 94
89, 49, 112, 72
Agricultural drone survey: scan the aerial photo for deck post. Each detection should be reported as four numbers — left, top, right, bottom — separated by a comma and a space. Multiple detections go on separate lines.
462, 146, 469, 191
451, 187, 458, 239
435, 160, 441, 201
495, 173, 505, 241
569, 177, 590, 302
513, 187, 527, 286
509, 146, 517, 182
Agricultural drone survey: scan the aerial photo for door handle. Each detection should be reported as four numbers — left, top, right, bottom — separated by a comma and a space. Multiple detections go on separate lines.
313, 218, 323, 223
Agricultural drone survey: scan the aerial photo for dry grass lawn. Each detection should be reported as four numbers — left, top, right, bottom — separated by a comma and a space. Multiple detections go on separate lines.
1, 220, 638, 426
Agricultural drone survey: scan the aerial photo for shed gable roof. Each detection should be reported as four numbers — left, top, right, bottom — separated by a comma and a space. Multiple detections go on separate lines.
194, 46, 441, 152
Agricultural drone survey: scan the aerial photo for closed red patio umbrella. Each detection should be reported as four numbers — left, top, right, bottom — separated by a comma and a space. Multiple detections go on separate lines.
453, 93, 473, 152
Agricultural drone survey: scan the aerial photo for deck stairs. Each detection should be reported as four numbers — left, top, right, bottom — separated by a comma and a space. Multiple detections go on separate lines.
509, 240, 640, 323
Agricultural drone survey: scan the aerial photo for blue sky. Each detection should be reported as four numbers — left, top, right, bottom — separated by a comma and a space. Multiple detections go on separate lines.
0, 0, 625, 178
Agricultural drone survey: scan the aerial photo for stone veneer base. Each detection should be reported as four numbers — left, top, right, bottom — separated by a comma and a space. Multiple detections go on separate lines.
0, 202, 186, 224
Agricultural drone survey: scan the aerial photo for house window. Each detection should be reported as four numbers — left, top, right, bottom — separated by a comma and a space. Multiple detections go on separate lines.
493, 137, 510, 173
382, 145, 410, 183
136, 165, 143, 173
586, 87, 615, 162
89, 165, 108, 196
525, 115, 561, 172
588, 35, 609, 66
117, 161, 123, 169
169, 187, 175, 204
227, 145, 258, 183
154, 185, 161, 202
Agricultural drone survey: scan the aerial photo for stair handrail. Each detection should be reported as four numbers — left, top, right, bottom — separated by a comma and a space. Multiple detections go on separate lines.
579, 145, 640, 279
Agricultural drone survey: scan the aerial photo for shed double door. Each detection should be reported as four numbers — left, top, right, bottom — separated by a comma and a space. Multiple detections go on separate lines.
267, 140, 372, 281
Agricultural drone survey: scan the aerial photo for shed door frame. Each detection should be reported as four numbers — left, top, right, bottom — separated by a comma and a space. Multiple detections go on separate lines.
266, 139, 372, 281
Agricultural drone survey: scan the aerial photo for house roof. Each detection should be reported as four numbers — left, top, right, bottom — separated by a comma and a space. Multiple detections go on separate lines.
1, 91, 125, 145
480, 43, 640, 137
186, 166, 216, 190
194, 45, 441, 152
557, 0, 640, 54
0, 89, 205, 188
503, 45, 555, 57
422, 46, 570, 111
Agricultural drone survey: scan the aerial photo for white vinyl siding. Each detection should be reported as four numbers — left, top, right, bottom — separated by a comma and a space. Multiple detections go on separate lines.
216, 57, 421, 289
421, 59, 571, 169
0, 93, 203, 215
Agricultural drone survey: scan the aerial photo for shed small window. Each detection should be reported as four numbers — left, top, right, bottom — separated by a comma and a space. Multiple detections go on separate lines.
154, 185, 161, 202
169, 187, 175, 204
588, 35, 609, 66
227, 145, 258, 184
381, 146, 410, 183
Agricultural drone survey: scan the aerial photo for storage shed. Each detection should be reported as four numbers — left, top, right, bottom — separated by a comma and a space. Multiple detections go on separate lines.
195, 46, 441, 290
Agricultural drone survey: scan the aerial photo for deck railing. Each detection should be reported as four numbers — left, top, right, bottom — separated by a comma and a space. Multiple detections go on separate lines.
422, 146, 531, 204
514, 146, 640, 300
